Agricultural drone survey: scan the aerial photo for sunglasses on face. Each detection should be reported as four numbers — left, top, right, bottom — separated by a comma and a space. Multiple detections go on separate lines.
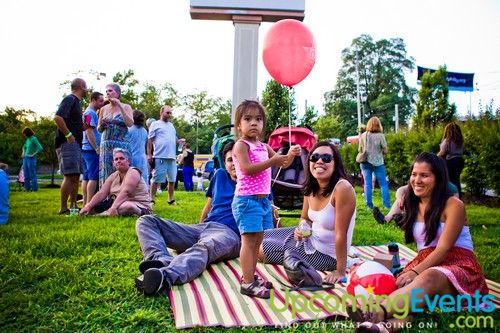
309, 153, 334, 163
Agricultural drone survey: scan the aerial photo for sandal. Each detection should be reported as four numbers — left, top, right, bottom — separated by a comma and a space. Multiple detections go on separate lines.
168, 200, 176, 205
58, 209, 70, 215
246, 276, 273, 289
240, 279, 271, 299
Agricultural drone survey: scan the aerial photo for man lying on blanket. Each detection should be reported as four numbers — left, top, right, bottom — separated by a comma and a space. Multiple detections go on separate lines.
135, 141, 278, 295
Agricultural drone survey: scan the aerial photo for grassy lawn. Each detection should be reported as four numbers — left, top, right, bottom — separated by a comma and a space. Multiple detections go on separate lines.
1, 185, 498, 332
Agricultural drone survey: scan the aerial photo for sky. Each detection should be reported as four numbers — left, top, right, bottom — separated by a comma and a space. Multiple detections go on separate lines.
1, 0, 499, 120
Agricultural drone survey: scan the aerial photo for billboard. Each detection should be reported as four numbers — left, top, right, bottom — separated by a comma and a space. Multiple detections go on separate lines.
417, 66, 474, 92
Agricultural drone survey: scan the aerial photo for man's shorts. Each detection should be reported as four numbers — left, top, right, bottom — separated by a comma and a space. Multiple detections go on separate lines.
232, 195, 273, 234
152, 158, 177, 183
59, 142, 83, 175
82, 150, 99, 181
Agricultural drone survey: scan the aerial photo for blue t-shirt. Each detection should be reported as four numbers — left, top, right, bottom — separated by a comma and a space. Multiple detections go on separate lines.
82, 107, 101, 151
204, 168, 239, 236
0, 169, 9, 224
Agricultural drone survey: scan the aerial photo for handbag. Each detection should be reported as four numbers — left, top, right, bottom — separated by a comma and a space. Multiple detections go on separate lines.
283, 249, 334, 291
94, 196, 115, 213
355, 132, 368, 163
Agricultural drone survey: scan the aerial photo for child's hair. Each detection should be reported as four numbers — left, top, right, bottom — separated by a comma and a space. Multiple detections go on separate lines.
233, 100, 266, 138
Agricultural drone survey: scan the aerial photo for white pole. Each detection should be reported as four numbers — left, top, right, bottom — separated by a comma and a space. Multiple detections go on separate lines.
395, 104, 399, 133
356, 52, 362, 128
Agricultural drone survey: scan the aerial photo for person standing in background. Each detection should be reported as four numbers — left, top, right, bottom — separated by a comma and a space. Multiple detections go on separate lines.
54, 78, 87, 214
97, 83, 134, 187
358, 116, 391, 210
0, 163, 9, 225
128, 110, 149, 190
147, 105, 184, 204
438, 122, 464, 199
82, 92, 105, 205
21, 127, 43, 192
180, 143, 195, 192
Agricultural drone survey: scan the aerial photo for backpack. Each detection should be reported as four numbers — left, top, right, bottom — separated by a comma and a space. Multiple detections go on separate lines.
282, 249, 335, 291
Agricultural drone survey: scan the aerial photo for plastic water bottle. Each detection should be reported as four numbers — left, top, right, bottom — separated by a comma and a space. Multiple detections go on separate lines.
297, 220, 315, 254
388, 243, 401, 273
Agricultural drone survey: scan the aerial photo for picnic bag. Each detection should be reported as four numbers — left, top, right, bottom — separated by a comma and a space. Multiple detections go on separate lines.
283, 249, 323, 290
355, 132, 368, 163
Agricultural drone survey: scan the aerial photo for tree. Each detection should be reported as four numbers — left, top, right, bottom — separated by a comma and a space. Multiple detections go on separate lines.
32, 117, 59, 185
182, 91, 221, 154
261, 80, 297, 139
112, 70, 139, 107
0, 107, 35, 169
322, 97, 357, 139
136, 82, 180, 120
414, 66, 456, 128
314, 115, 343, 141
298, 103, 318, 129
324, 34, 416, 135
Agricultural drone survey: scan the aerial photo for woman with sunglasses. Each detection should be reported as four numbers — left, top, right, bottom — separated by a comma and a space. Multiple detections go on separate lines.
258, 141, 356, 284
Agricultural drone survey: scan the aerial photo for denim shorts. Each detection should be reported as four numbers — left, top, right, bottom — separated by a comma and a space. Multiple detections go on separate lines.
232, 195, 273, 234
82, 150, 99, 180
152, 158, 177, 183
59, 142, 83, 175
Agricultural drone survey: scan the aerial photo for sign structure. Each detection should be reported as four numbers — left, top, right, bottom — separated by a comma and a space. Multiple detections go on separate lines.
190, 0, 305, 21
417, 66, 474, 92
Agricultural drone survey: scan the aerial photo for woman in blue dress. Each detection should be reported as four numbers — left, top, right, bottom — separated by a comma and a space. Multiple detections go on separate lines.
128, 110, 149, 190
98, 83, 134, 187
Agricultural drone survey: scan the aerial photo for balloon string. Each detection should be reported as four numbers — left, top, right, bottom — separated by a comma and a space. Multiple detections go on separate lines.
272, 86, 293, 188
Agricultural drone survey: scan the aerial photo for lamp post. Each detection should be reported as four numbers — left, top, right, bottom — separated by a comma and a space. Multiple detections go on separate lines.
361, 92, 368, 122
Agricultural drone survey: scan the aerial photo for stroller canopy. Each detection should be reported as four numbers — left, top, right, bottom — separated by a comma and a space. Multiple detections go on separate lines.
268, 127, 316, 152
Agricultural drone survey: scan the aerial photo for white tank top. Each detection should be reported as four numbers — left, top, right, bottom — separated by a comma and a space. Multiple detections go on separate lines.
413, 222, 474, 251
308, 179, 356, 257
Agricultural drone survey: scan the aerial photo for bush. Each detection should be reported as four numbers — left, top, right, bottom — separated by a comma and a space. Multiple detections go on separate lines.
340, 118, 498, 197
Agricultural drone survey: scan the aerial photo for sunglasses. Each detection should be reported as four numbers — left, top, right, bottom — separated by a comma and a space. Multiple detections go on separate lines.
309, 153, 334, 163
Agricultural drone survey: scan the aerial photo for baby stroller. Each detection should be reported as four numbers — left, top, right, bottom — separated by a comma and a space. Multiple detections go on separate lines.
268, 126, 317, 211
211, 124, 236, 171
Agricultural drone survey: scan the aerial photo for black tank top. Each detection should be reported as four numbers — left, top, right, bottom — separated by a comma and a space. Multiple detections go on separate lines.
183, 151, 194, 168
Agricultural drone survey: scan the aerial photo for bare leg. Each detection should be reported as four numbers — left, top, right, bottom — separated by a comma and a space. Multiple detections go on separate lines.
150, 182, 159, 201
116, 201, 141, 216
240, 232, 262, 283
167, 182, 175, 202
60, 174, 79, 212
371, 269, 457, 323
82, 180, 88, 206
86, 180, 98, 204
69, 176, 79, 208
386, 186, 408, 221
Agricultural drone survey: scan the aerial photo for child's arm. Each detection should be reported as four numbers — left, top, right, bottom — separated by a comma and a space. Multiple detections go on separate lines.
233, 141, 287, 175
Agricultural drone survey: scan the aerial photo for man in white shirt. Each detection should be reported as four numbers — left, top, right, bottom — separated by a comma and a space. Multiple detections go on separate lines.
147, 105, 184, 204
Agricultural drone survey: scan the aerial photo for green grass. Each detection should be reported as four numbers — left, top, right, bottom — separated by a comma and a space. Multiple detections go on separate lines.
1, 186, 498, 332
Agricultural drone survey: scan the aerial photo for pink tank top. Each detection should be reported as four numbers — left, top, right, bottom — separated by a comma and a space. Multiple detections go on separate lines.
234, 139, 271, 196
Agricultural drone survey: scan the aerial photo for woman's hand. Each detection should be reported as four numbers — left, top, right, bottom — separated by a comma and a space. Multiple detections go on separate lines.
396, 269, 418, 288
324, 270, 346, 284
108, 97, 121, 106
293, 227, 303, 241
79, 206, 91, 216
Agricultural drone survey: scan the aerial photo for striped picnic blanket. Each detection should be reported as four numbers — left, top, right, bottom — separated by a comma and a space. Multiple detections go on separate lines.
168, 243, 500, 329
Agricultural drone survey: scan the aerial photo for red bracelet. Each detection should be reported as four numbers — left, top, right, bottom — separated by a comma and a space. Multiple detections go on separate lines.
411, 269, 419, 275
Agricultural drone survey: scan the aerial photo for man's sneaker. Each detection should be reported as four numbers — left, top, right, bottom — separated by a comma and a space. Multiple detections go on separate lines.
138, 268, 167, 296
372, 207, 386, 224
139, 259, 165, 274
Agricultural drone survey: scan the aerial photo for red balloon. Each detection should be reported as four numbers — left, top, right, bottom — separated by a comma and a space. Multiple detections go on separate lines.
263, 19, 316, 87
